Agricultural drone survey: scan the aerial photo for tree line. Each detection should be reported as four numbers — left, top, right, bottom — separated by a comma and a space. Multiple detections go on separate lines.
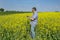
0, 8, 60, 12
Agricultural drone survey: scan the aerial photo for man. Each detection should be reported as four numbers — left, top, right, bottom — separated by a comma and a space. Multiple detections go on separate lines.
27, 7, 38, 39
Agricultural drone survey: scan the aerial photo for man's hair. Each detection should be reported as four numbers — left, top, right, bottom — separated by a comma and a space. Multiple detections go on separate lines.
32, 7, 37, 11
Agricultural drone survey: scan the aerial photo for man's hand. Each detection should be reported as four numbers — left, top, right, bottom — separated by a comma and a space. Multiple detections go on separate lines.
30, 18, 34, 21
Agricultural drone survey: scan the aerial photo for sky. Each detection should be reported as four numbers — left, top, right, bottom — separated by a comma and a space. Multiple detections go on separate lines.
0, 0, 60, 12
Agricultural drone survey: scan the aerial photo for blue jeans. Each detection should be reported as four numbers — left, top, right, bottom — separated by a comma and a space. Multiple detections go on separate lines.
31, 24, 36, 39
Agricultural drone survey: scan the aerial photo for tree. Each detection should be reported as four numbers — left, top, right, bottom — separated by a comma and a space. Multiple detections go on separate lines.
0, 8, 4, 12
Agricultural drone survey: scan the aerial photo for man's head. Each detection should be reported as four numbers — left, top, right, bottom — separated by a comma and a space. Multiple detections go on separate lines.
32, 7, 37, 13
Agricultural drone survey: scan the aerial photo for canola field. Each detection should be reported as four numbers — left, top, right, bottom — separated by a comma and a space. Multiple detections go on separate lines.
0, 12, 60, 40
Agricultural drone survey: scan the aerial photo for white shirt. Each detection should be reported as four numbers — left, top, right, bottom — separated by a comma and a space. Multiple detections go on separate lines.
30, 11, 38, 25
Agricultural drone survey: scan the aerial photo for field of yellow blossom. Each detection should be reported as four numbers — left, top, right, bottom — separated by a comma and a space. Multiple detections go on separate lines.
0, 12, 60, 40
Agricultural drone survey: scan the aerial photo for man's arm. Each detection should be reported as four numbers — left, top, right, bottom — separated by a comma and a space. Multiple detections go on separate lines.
27, 16, 35, 21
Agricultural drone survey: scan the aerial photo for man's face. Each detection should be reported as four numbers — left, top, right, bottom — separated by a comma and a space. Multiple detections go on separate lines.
32, 9, 35, 13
